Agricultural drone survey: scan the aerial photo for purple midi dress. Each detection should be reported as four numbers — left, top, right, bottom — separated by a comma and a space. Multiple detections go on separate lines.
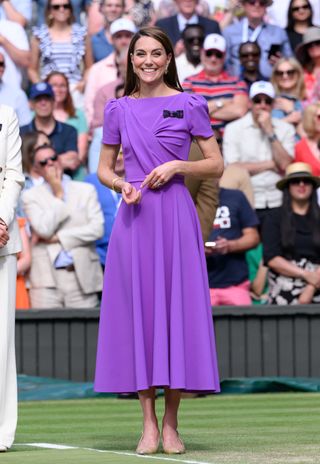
94, 92, 220, 393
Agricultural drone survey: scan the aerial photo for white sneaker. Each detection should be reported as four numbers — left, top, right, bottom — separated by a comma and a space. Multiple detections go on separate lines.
0, 445, 8, 452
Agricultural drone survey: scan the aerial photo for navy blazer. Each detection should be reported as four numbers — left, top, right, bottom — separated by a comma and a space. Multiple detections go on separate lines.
155, 15, 221, 46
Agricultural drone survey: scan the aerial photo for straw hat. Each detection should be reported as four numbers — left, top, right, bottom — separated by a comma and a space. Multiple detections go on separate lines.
276, 162, 320, 190
295, 27, 320, 64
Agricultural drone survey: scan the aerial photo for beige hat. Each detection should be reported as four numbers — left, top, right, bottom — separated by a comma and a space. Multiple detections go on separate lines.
295, 27, 320, 64
276, 162, 320, 190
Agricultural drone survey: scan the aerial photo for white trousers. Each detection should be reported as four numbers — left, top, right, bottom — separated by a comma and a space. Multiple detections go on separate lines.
0, 254, 17, 448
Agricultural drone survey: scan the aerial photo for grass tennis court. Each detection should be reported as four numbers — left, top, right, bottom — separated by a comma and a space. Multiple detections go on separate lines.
3, 393, 320, 464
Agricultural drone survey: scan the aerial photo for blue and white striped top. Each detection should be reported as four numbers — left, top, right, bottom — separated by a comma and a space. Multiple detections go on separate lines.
33, 23, 86, 84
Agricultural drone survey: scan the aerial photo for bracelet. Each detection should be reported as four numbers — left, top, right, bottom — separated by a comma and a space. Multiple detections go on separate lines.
111, 177, 123, 192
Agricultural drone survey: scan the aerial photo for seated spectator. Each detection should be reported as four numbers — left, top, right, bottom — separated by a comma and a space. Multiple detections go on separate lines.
89, 48, 127, 173
286, 0, 314, 52
20, 82, 80, 177
84, 17, 136, 125
84, 149, 124, 269
34, 0, 92, 28
155, 0, 220, 55
0, 52, 32, 126
206, 186, 260, 306
127, 0, 156, 28
270, 57, 306, 137
28, 0, 93, 108
239, 41, 268, 89
91, 0, 125, 62
266, 0, 320, 29
223, 0, 293, 79
211, 0, 245, 30
22, 144, 104, 309
176, 24, 204, 83
0, 0, 32, 27
183, 34, 248, 132
246, 243, 269, 304
223, 81, 295, 227
295, 103, 320, 175
46, 71, 88, 174
262, 162, 320, 305
0, 18, 30, 90
16, 217, 31, 310
296, 26, 320, 105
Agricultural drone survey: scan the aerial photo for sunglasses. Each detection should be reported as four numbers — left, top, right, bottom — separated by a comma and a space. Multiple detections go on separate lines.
38, 153, 58, 166
51, 3, 71, 10
291, 4, 310, 12
240, 52, 260, 58
289, 178, 313, 186
245, 0, 268, 5
252, 95, 273, 105
186, 37, 204, 44
308, 40, 320, 49
0, 61, 5, 67
205, 49, 224, 59
275, 69, 296, 77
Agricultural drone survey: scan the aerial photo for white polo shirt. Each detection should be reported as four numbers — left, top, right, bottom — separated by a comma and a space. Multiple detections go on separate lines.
223, 112, 295, 209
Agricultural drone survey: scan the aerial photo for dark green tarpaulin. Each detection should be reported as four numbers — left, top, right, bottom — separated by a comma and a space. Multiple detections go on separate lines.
18, 375, 320, 401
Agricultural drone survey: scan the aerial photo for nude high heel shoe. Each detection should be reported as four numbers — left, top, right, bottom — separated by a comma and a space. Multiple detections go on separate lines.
136, 432, 160, 455
162, 431, 185, 454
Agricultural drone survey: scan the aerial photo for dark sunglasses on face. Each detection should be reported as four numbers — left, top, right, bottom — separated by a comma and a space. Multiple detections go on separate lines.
38, 153, 58, 166
252, 95, 273, 105
51, 3, 71, 10
205, 49, 224, 59
245, 0, 268, 6
275, 69, 296, 77
308, 40, 320, 49
240, 52, 260, 58
0, 61, 5, 67
186, 37, 204, 44
291, 4, 310, 12
289, 178, 313, 186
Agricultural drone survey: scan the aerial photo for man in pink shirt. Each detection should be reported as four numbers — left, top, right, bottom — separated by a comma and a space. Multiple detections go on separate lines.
84, 17, 136, 125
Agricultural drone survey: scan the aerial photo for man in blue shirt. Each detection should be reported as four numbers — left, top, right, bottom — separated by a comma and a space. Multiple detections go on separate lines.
206, 187, 259, 306
91, 0, 125, 62
223, 0, 293, 78
20, 82, 79, 176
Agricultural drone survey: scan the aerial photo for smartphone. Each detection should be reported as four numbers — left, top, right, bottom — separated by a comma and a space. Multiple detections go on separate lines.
268, 44, 281, 59
205, 241, 216, 247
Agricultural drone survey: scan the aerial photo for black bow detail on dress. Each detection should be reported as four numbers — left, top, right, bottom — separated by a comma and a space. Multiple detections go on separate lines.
163, 110, 184, 119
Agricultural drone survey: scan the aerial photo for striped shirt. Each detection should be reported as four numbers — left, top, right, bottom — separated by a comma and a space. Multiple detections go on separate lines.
33, 23, 86, 84
182, 70, 247, 130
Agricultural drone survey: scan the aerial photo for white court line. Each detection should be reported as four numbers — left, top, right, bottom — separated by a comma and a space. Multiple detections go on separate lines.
16, 443, 215, 464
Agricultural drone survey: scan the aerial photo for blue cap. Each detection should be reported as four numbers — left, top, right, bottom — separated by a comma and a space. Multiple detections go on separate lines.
29, 82, 54, 100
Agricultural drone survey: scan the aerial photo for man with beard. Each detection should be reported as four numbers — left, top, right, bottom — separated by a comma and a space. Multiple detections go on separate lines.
239, 41, 268, 90
176, 24, 204, 82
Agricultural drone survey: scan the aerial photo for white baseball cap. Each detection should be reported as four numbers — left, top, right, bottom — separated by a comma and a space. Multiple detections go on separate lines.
203, 34, 226, 53
249, 81, 275, 100
110, 18, 137, 36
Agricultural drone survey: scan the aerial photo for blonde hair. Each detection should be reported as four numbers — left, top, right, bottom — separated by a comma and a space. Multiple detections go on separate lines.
302, 102, 320, 139
271, 57, 306, 100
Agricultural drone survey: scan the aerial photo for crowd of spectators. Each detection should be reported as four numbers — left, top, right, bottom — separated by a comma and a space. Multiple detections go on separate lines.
3, 0, 320, 308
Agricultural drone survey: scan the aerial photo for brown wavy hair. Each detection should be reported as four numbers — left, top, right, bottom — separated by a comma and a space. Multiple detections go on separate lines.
46, 71, 76, 118
124, 27, 183, 96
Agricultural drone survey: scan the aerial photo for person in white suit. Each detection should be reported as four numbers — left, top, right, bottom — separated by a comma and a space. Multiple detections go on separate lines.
0, 105, 24, 452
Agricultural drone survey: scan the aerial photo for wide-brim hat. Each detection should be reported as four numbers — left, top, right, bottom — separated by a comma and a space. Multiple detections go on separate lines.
295, 27, 320, 63
276, 162, 320, 190
240, 0, 273, 6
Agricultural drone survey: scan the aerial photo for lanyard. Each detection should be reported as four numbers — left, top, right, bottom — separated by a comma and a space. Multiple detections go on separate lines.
241, 18, 263, 43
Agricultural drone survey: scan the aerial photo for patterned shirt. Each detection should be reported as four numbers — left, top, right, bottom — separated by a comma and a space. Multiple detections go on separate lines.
182, 70, 247, 130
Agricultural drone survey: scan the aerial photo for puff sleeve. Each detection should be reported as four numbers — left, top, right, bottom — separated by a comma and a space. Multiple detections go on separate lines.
102, 99, 121, 145
185, 94, 213, 139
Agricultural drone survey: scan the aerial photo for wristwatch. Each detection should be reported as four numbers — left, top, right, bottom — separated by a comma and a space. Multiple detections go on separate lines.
268, 133, 278, 143
215, 99, 224, 110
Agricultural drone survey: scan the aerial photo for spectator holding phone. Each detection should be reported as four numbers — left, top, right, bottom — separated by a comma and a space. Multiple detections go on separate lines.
223, 0, 293, 79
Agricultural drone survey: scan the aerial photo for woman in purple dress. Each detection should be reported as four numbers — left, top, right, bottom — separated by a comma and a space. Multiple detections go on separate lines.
94, 26, 223, 455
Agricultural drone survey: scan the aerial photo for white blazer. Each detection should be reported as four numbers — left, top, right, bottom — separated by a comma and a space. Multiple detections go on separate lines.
0, 105, 24, 257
